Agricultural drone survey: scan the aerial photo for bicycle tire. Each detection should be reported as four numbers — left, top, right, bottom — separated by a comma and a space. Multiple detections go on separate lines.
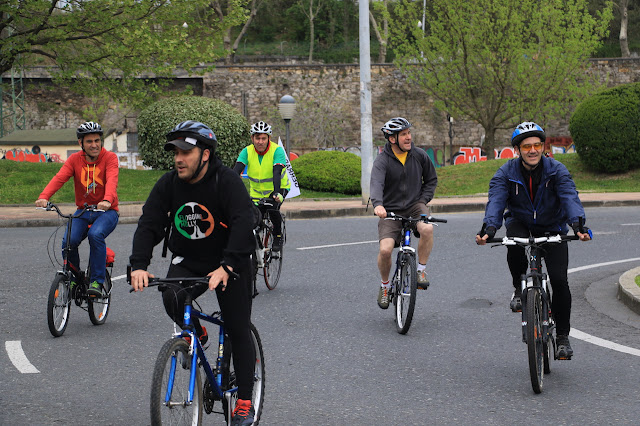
88, 269, 112, 325
150, 338, 203, 425
395, 253, 417, 334
263, 227, 282, 290
222, 323, 265, 424
47, 274, 71, 337
526, 288, 544, 394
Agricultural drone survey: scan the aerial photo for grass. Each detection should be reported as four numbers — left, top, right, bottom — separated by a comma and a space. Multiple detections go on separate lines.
2, 153, 639, 205
636, 275, 640, 289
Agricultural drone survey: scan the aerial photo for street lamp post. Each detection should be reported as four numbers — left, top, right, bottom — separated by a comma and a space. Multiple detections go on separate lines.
278, 95, 296, 158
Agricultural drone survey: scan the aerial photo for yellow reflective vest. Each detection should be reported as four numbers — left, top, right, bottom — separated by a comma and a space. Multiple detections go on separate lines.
246, 141, 290, 200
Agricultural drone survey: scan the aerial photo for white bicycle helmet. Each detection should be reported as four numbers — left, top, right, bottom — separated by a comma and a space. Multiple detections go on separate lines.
76, 121, 103, 139
250, 121, 272, 135
381, 117, 412, 139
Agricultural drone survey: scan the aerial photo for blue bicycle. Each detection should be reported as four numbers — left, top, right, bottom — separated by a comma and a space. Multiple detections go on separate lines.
127, 267, 265, 425
385, 213, 447, 334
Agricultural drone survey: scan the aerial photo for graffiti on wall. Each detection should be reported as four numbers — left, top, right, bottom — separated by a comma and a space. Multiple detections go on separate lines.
451, 147, 517, 165
1, 148, 63, 163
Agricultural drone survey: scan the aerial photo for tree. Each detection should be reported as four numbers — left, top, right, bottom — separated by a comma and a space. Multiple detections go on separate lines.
297, 0, 323, 63
369, 0, 390, 63
208, 0, 264, 64
393, 0, 613, 158
619, 0, 631, 56
0, 1, 245, 114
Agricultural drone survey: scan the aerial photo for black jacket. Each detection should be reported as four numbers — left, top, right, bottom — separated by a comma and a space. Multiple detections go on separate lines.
129, 157, 255, 276
370, 142, 438, 211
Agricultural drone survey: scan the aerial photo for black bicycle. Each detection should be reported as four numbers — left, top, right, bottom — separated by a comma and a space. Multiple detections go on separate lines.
251, 198, 285, 296
127, 268, 265, 425
487, 233, 579, 393
385, 213, 447, 334
39, 202, 114, 337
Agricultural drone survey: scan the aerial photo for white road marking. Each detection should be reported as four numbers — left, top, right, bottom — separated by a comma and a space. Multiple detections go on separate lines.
569, 258, 640, 357
112, 274, 126, 281
5, 341, 39, 373
621, 223, 640, 226
297, 240, 378, 250
570, 329, 640, 357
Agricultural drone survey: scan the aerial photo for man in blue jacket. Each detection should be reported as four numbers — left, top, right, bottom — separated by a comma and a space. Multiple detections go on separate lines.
476, 122, 591, 359
370, 117, 438, 310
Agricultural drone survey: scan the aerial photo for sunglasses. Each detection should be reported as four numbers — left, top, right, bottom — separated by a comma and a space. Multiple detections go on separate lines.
519, 142, 543, 152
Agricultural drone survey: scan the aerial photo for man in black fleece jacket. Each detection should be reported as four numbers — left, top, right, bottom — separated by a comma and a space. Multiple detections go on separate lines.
129, 121, 258, 425
370, 117, 438, 310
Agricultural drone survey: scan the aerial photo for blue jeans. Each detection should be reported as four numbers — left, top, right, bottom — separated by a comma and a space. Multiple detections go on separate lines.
62, 209, 119, 284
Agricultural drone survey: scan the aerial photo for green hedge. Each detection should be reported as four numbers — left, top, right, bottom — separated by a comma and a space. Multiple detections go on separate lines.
137, 96, 250, 169
291, 150, 361, 194
569, 83, 640, 173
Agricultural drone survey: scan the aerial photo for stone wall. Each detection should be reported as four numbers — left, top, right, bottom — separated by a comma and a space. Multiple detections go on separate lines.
4, 58, 640, 151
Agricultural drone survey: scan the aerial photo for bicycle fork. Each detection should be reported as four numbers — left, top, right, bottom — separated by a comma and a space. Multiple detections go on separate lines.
520, 273, 551, 345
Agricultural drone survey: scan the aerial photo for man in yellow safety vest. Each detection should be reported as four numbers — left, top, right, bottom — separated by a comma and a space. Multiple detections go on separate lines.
234, 121, 290, 251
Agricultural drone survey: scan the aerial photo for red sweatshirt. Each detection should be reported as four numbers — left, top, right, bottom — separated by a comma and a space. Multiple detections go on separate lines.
39, 148, 120, 211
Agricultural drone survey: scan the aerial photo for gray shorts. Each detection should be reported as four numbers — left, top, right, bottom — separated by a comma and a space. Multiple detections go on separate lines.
378, 202, 430, 245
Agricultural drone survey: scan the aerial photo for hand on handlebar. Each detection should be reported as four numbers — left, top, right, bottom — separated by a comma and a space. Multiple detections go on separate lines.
374, 205, 387, 219
35, 199, 48, 208
130, 269, 154, 292
207, 266, 232, 291
97, 200, 111, 211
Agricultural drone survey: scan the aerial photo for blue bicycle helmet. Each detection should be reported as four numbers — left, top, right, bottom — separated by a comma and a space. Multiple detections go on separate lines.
165, 121, 218, 152
511, 122, 546, 147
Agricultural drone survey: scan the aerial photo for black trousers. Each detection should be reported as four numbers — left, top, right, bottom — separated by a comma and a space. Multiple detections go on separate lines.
162, 260, 255, 400
506, 220, 572, 336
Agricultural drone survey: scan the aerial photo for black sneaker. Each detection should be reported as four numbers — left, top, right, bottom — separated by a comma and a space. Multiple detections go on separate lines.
231, 399, 255, 426
556, 334, 573, 359
87, 281, 103, 297
510, 289, 522, 312
272, 234, 283, 252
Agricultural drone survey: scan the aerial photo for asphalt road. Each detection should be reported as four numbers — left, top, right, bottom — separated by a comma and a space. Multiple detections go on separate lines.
1, 206, 639, 425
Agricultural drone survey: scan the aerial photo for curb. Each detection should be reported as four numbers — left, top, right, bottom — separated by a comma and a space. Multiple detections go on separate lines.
617, 267, 640, 316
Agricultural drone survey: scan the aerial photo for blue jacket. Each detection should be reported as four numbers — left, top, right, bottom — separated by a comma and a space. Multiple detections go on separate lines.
483, 156, 586, 234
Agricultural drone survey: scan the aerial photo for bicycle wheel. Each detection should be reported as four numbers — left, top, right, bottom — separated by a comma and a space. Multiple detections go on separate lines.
222, 323, 265, 424
395, 253, 417, 334
150, 338, 203, 425
88, 270, 112, 325
526, 288, 544, 394
263, 227, 282, 290
47, 274, 71, 337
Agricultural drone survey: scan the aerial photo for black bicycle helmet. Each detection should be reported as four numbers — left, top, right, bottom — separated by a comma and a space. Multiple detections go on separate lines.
511, 122, 546, 147
381, 117, 412, 139
76, 121, 103, 139
165, 120, 218, 152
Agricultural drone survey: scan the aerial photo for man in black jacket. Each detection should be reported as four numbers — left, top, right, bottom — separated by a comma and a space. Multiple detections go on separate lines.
370, 117, 438, 309
129, 121, 257, 425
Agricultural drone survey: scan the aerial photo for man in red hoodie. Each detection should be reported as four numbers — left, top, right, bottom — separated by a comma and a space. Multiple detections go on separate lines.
36, 121, 119, 297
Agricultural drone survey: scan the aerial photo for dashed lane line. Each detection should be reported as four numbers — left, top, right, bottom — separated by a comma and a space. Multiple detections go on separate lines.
297, 240, 378, 250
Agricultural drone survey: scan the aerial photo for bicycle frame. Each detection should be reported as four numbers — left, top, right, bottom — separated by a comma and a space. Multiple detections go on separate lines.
179, 300, 236, 406
519, 245, 552, 346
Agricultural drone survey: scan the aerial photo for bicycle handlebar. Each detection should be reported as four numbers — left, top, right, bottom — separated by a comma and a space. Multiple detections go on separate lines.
486, 234, 579, 245
385, 212, 448, 224
37, 202, 103, 218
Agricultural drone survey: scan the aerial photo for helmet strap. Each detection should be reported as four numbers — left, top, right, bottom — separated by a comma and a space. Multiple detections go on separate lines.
191, 147, 209, 182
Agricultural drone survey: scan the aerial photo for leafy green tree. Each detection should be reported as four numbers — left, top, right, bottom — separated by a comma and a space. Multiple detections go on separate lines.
137, 96, 250, 170
0, 0, 245, 112
393, 0, 613, 158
